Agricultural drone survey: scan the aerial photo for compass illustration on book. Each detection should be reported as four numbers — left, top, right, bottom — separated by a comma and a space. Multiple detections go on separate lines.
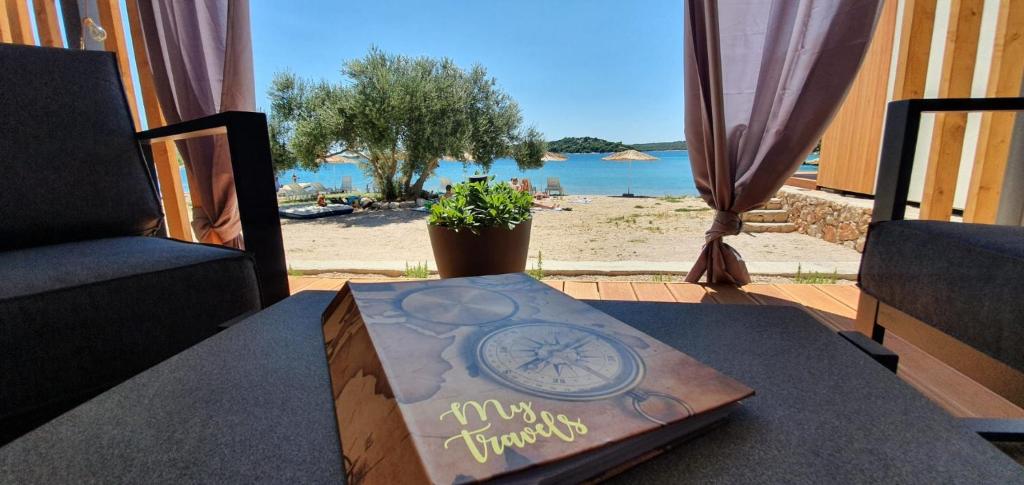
476, 322, 694, 424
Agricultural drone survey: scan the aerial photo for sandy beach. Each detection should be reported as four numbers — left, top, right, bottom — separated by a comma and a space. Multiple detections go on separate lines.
281, 195, 861, 274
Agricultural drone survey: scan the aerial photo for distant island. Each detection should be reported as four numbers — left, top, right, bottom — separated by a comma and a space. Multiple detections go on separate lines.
631, 140, 688, 151
547, 137, 633, 153
546, 137, 688, 153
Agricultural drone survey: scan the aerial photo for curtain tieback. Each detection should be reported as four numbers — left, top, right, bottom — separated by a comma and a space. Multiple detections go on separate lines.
705, 210, 743, 243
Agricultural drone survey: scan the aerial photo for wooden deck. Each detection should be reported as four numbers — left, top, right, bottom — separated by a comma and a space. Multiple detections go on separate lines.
289, 277, 1024, 420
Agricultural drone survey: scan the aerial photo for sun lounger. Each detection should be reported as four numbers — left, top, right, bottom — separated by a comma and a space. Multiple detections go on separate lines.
279, 204, 354, 220
546, 177, 564, 196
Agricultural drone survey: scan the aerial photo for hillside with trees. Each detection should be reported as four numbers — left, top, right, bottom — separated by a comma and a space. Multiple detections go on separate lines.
631, 140, 687, 151
546, 137, 633, 153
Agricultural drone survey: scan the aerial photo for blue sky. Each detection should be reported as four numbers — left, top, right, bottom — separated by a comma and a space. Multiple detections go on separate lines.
250, 0, 685, 144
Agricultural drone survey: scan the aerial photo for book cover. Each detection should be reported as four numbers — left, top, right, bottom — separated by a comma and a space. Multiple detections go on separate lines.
322, 273, 753, 484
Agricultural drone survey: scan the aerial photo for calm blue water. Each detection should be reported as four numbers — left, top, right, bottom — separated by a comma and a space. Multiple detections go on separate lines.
179, 150, 817, 196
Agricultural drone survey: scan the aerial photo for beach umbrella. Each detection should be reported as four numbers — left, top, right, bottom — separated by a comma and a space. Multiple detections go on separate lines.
541, 151, 568, 162
602, 149, 658, 196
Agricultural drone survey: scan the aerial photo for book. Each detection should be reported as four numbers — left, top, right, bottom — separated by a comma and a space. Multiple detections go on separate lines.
322, 273, 753, 484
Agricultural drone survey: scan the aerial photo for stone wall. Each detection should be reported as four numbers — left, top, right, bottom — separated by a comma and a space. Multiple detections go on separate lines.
776, 188, 872, 252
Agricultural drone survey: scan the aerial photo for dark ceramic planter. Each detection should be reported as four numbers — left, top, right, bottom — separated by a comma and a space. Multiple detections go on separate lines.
428, 219, 532, 278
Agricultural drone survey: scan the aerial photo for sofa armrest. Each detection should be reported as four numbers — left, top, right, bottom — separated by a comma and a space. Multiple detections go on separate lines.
137, 111, 289, 307
960, 418, 1024, 442
839, 330, 899, 373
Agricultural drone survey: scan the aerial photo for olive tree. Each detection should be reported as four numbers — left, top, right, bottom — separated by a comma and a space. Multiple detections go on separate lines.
269, 48, 546, 200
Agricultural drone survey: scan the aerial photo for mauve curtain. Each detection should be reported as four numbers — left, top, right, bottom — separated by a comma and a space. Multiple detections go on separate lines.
683, 0, 882, 284
136, 0, 255, 247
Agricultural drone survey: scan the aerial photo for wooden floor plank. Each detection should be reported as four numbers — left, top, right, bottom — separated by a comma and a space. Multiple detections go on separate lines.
630, 283, 675, 302
742, 284, 802, 307
543, 280, 565, 292
300, 277, 346, 292
886, 333, 1024, 418
665, 283, 709, 303
563, 281, 600, 300
704, 284, 758, 305
814, 284, 861, 311
288, 276, 318, 294
775, 284, 856, 331
597, 281, 638, 301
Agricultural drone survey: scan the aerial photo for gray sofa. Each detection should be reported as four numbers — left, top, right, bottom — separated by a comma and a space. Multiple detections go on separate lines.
0, 44, 285, 443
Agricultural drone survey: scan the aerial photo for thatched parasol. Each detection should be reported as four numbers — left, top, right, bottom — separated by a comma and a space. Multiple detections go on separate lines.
541, 151, 568, 162
602, 149, 658, 196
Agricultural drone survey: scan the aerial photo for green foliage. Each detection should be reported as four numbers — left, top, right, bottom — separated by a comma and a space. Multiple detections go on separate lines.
428, 180, 532, 232
651, 274, 674, 283
631, 141, 688, 151
793, 264, 839, 284
526, 251, 545, 280
404, 261, 430, 279
546, 136, 632, 153
268, 48, 545, 200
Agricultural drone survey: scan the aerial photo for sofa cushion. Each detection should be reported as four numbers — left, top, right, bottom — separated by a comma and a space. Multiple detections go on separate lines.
859, 220, 1024, 372
0, 237, 261, 443
0, 44, 163, 251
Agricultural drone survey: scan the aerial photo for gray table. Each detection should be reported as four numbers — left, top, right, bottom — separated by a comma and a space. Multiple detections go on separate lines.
2, 291, 1022, 483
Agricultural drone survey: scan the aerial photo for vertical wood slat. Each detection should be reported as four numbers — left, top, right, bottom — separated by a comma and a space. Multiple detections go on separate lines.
5, 0, 35, 44
96, 0, 140, 127
0, 1, 12, 43
817, 0, 899, 195
32, 0, 63, 47
964, 0, 1024, 223
124, 0, 193, 241
919, 0, 984, 221
892, 0, 938, 100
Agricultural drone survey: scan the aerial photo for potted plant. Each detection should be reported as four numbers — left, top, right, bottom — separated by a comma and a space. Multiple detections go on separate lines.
427, 179, 533, 278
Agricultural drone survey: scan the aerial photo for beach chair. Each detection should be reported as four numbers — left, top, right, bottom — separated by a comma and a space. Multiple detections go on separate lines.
546, 177, 565, 196
340, 176, 353, 192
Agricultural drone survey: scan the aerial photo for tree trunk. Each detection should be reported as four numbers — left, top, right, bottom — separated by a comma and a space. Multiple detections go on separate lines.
407, 159, 440, 198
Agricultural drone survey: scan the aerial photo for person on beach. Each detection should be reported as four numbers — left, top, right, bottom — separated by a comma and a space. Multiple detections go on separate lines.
292, 174, 298, 184
441, 184, 453, 199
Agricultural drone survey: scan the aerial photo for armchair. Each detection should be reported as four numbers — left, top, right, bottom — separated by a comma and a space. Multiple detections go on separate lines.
856, 97, 1024, 442
0, 44, 287, 443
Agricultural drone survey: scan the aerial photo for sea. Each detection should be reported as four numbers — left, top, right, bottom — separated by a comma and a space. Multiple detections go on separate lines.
180, 150, 818, 196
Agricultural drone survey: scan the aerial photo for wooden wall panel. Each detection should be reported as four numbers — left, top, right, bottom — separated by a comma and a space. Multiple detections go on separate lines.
96, 0, 140, 127
920, 0, 985, 221
892, 0, 938, 99
0, 0, 12, 43
818, 0, 900, 195
32, 0, 63, 47
964, 0, 1024, 223
5, 0, 36, 44
125, 0, 192, 241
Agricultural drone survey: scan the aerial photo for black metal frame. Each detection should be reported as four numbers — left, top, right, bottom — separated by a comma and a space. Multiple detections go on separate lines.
868, 97, 1024, 442
137, 111, 289, 307
872, 97, 1024, 223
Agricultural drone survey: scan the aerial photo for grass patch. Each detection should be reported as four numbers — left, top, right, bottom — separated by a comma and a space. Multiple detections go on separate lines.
659, 195, 688, 203
404, 261, 430, 278
674, 207, 712, 213
526, 251, 545, 280
287, 266, 303, 276
651, 274, 674, 283
633, 205, 646, 209
793, 264, 838, 284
